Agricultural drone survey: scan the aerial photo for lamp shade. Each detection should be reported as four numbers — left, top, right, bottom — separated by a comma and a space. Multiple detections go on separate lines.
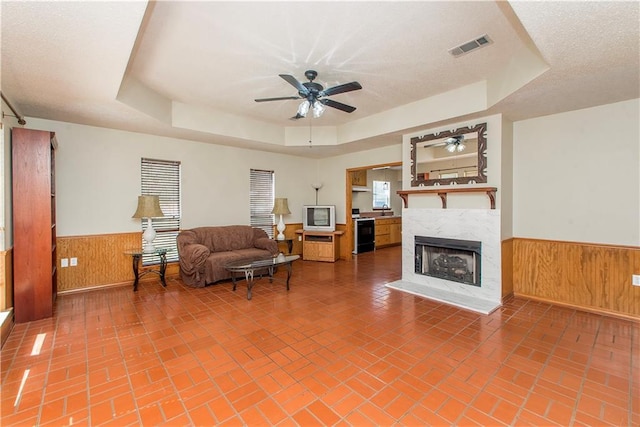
132, 195, 164, 218
271, 198, 291, 215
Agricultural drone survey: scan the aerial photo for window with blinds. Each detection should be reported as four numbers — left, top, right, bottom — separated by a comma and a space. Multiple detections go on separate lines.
250, 169, 275, 238
141, 158, 181, 265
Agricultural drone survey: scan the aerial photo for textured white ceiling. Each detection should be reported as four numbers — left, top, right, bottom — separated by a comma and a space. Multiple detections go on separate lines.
2, 1, 638, 158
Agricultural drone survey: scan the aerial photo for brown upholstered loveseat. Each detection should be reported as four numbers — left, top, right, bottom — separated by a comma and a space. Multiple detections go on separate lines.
177, 226, 278, 288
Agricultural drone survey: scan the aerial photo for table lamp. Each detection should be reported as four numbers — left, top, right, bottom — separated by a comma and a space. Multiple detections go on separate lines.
132, 195, 164, 253
271, 198, 291, 241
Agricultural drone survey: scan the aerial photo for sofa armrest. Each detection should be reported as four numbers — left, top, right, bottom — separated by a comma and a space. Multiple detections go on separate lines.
179, 243, 211, 273
255, 237, 279, 255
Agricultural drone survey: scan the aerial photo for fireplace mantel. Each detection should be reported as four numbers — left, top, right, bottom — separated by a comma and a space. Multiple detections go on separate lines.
397, 186, 497, 209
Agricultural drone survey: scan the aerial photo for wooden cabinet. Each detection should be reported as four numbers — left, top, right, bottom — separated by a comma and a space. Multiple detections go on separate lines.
390, 221, 402, 244
302, 231, 342, 262
351, 170, 367, 186
375, 217, 402, 248
12, 128, 57, 323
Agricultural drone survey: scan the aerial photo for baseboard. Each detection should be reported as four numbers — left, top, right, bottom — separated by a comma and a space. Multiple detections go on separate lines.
514, 293, 640, 322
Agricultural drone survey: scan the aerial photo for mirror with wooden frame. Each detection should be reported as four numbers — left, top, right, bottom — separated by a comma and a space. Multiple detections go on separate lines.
410, 122, 487, 186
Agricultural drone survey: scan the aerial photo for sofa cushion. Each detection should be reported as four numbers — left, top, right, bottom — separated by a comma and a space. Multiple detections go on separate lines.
192, 226, 256, 252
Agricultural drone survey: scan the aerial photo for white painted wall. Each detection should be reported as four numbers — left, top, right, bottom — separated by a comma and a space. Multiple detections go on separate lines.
0, 106, 5, 250
513, 99, 640, 246
500, 118, 514, 239
0, 104, 21, 250
25, 119, 318, 237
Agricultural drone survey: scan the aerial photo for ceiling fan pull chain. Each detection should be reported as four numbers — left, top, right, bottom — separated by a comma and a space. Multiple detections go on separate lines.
309, 120, 312, 148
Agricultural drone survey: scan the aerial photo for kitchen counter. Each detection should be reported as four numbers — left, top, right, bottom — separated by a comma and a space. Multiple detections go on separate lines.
359, 211, 401, 219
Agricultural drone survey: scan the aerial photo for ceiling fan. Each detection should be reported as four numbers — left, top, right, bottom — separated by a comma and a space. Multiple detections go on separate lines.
254, 70, 362, 119
444, 135, 466, 153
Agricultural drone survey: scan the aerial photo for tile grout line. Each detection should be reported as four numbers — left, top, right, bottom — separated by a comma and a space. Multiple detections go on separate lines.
513, 306, 585, 426
33, 321, 57, 426
83, 293, 92, 427
452, 300, 552, 426
626, 321, 636, 426
357, 302, 516, 425
1, 323, 28, 387
164, 281, 244, 424
127, 283, 193, 425
567, 315, 603, 426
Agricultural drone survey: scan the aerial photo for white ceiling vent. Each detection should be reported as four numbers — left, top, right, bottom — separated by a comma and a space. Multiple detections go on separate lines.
448, 35, 493, 57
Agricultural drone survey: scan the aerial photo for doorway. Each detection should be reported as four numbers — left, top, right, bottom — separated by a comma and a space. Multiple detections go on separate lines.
346, 162, 402, 255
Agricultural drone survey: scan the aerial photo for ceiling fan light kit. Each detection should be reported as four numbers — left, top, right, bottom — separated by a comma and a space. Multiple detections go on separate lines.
297, 100, 310, 117
445, 135, 466, 153
255, 70, 362, 119
312, 101, 326, 118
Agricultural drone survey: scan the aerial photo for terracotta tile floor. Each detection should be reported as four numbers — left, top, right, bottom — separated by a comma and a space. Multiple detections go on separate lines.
2, 246, 638, 426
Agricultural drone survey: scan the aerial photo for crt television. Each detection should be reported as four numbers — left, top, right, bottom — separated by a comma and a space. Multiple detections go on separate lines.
302, 205, 336, 232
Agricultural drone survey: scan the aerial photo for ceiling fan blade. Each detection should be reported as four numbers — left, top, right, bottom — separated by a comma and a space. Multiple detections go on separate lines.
254, 96, 300, 102
321, 98, 357, 113
279, 74, 309, 95
321, 81, 362, 97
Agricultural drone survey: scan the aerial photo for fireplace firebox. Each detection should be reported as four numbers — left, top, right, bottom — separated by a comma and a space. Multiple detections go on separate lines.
415, 236, 481, 286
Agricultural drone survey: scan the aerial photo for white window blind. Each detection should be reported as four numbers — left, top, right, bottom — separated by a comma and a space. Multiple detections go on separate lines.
250, 169, 275, 238
141, 158, 181, 265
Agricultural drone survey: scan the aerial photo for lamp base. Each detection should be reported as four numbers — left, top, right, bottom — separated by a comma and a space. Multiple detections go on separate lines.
276, 214, 286, 241
142, 218, 157, 254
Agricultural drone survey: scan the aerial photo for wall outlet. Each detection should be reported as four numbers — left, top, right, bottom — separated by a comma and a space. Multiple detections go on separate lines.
633, 275, 640, 286
298, 236, 302, 241
60, 258, 68, 268
70, 257, 78, 267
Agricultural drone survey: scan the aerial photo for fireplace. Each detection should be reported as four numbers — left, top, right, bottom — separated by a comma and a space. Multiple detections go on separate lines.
415, 236, 481, 287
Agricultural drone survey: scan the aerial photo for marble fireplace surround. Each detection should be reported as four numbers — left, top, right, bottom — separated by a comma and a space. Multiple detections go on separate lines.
386, 208, 502, 314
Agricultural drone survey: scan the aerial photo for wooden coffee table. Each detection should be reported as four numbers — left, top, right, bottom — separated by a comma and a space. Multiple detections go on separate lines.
225, 254, 300, 300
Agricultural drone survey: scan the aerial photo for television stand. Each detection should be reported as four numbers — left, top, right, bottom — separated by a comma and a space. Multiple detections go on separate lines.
298, 230, 343, 262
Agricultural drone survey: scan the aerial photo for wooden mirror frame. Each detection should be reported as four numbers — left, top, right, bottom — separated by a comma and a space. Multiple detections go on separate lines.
410, 122, 487, 187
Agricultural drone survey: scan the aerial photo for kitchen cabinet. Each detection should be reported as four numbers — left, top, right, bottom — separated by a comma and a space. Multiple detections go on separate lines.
390, 221, 402, 244
12, 128, 57, 323
375, 217, 401, 249
351, 170, 367, 186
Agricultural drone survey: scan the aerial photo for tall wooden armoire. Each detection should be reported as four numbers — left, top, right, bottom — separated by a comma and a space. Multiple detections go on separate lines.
12, 128, 57, 323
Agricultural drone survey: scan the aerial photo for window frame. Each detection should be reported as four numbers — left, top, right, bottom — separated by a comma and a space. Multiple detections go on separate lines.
372, 180, 391, 209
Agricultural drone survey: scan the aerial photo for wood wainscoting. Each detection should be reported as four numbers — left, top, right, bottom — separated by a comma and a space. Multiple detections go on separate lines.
272, 222, 304, 256
511, 237, 640, 319
1, 248, 14, 348
1, 248, 13, 311
57, 233, 179, 293
501, 238, 514, 301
